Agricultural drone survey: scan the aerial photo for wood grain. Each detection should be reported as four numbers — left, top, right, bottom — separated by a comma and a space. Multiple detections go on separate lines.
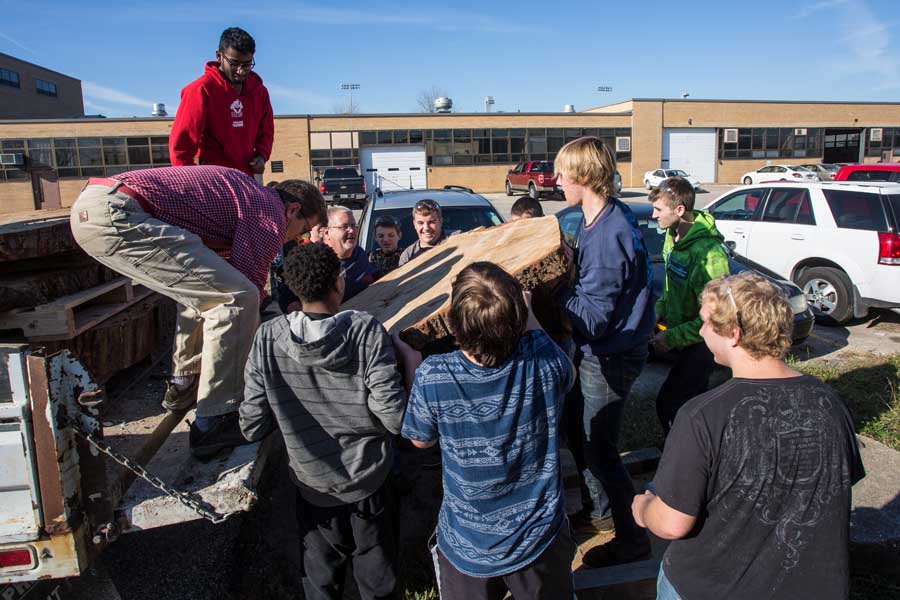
342, 215, 567, 350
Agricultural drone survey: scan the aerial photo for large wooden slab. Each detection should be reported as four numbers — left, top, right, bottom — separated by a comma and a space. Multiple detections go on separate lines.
0, 208, 75, 263
0, 258, 119, 312
343, 216, 566, 349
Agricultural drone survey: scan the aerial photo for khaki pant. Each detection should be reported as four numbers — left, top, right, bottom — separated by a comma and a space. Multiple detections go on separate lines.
70, 183, 259, 417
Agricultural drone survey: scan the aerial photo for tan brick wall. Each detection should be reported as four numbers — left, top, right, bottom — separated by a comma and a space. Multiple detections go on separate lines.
660, 100, 900, 127
0, 54, 84, 119
1, 182, 36, 212
268, 117, 311, 182
627, 101, 663, 187
308, 113, 632, 131
427, 164, 516, 193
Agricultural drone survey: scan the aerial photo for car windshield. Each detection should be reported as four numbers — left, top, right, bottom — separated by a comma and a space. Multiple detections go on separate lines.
822, 164, 839, 171
324, 168, 359, 178
364, 205, 504, 253
791, 166, 811, 172
666, 170, 689, 177
530, 162, 554, 172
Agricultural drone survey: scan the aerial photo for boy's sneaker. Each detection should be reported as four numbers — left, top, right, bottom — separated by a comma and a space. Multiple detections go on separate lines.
189, 412, 253, 459
581, 535, 652, 568
162, 376, 199, 411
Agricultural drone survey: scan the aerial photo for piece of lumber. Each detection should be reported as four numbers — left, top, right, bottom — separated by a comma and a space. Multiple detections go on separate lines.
343, 215, 567, 350
573, 559, 661, 591
0, 278, 156, 341
37, 294, 175, 383
0, 259, 119, 312
116, 412, 279, 531
0, 208, 75, 263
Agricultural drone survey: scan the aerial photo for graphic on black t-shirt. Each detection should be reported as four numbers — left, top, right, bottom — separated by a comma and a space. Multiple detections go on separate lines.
718, 385, 849, 577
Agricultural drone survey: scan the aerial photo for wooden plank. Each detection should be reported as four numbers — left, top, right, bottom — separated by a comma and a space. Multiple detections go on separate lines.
38, 294, 175, 383
574, 558, 661, 591
343, 216, 567, 350
0, 279, 153, 341
116, 413, 278, 531
0, 208, 74, 263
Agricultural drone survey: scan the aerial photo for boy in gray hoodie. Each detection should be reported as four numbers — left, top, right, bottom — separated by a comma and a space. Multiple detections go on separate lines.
240, 242, 406, 600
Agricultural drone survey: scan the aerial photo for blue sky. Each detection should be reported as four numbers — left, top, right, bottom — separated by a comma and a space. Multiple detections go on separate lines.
2, 0, 899, 117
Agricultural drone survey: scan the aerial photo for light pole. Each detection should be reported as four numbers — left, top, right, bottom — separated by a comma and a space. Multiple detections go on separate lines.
340, 83, 360, 113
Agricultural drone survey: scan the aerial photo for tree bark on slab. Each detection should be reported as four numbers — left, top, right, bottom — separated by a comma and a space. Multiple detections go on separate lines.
342, 216, 567, 350
0, 209, 75, 263
0, 260, 119, 312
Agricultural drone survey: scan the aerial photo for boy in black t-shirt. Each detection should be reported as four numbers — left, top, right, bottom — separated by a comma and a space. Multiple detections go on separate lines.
633, 272, 865, 600
368, 215, 402, 279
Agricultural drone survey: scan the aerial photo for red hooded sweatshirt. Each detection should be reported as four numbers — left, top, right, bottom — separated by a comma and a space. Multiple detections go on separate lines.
169, 62, 274, 176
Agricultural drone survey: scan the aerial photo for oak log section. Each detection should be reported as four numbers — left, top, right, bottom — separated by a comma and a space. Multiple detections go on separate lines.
342, 216, 567, 350
0, 208, 75, 262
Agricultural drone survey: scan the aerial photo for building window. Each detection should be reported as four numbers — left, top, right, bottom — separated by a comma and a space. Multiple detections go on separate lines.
35, 79, 58, 97
0, 68, 20, 88
865, 127, 894, 157
718, 127, 823, 160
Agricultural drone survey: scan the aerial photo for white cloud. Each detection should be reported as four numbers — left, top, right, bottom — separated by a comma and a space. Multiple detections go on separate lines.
829, 0, 900, 91
82, 81, 154, 108
236, 4, 530, 34
0, 31, 37, 56
793, 0, 850, 19
267, 83, 334, 110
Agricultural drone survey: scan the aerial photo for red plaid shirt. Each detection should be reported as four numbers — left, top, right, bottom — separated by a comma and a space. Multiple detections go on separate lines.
114, 166, 285, 298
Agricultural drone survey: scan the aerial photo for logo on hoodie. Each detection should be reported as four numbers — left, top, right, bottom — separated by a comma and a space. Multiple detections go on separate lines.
230, 99, 244, 127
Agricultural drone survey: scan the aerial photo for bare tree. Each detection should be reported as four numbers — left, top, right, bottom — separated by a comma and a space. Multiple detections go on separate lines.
416, 86, 449, 113
332, 97, 360, 114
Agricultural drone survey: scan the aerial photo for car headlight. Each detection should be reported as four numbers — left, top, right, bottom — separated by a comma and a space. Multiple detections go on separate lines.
788, 293, 810, 314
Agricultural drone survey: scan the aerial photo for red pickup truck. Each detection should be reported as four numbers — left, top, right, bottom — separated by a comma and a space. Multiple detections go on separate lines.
505, 160, 559, 199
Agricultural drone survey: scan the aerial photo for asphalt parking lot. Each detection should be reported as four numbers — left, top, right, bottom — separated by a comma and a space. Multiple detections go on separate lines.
8, 185, 899, 600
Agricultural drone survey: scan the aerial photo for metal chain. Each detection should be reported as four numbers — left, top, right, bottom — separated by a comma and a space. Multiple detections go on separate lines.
69, 420, 237, 525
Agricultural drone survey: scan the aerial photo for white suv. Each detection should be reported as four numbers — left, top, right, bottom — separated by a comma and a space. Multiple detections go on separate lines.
703, 181, 900, 323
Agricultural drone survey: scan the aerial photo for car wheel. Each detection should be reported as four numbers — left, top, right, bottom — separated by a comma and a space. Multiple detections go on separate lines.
528, 183, 539, 200
797, 266, 853, 325
505, 180, 512, 196
742, 176, 752, 185
645, 179, 653, 190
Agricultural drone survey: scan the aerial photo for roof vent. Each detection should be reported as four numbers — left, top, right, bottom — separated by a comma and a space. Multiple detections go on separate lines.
563, 104, 576, 113
434, 97, 452, 113
152, 103, 168, 117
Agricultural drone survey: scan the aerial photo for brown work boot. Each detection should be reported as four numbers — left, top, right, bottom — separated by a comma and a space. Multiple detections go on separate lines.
162, 376, 199, 411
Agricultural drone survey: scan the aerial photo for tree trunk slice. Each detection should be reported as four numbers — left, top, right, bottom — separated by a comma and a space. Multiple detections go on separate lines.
0, 257, 119, 311
342, 216, 567, 350
0, 208, 75, 263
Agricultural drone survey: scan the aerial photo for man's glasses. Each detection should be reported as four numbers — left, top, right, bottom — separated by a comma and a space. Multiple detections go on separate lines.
329, 223, 357, 231
221, 55, 255, 71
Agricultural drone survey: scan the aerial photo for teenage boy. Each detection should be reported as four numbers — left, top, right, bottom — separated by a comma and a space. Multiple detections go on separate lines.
634, 272, 864, 600
650, 176, 730, 435
554, 136, 656, 567
399, 262, 576, 599
170, 27, 274, 176
510, 195, 544, 220
368, 215, 403, 278
398, 199, 454, 266
240, 242, 406, 600
69, 166, 325, 457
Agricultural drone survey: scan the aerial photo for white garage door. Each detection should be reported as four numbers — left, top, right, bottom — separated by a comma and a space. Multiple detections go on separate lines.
359, 146, 427, 192
662, 129, 717, 183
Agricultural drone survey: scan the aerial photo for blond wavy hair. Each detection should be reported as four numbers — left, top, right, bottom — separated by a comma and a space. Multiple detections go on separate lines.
554, 136, 617, 199
701, 272, 794, 360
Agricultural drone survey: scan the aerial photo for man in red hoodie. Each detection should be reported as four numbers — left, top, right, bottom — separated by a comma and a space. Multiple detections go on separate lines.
169, 27, 274, 176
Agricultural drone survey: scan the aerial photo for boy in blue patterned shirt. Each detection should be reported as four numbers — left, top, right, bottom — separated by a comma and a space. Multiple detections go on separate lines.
398, 262, 576, 599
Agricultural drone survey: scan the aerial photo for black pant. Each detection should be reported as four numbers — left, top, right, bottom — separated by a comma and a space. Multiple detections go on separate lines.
296, 478, 399, 600
435, 524, 576, 600
655, 342, 716, 436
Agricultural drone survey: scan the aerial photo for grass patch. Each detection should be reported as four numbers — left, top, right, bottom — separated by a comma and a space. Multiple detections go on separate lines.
789, 353, 900, 451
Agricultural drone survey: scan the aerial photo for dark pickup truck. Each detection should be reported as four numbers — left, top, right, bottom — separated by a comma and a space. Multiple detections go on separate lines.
320, 167, 367, 204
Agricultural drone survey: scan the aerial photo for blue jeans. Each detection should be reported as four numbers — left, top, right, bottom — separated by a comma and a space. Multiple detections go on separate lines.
576, 342, 648, 542
657, 566, 683, 600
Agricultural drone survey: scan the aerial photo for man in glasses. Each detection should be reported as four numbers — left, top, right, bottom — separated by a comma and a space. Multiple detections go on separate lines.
633, 272, 864, 600
649, 176, 730, 436
398, 199, 455, 266
322, 206, 376, 301
170, 27, 274, 177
